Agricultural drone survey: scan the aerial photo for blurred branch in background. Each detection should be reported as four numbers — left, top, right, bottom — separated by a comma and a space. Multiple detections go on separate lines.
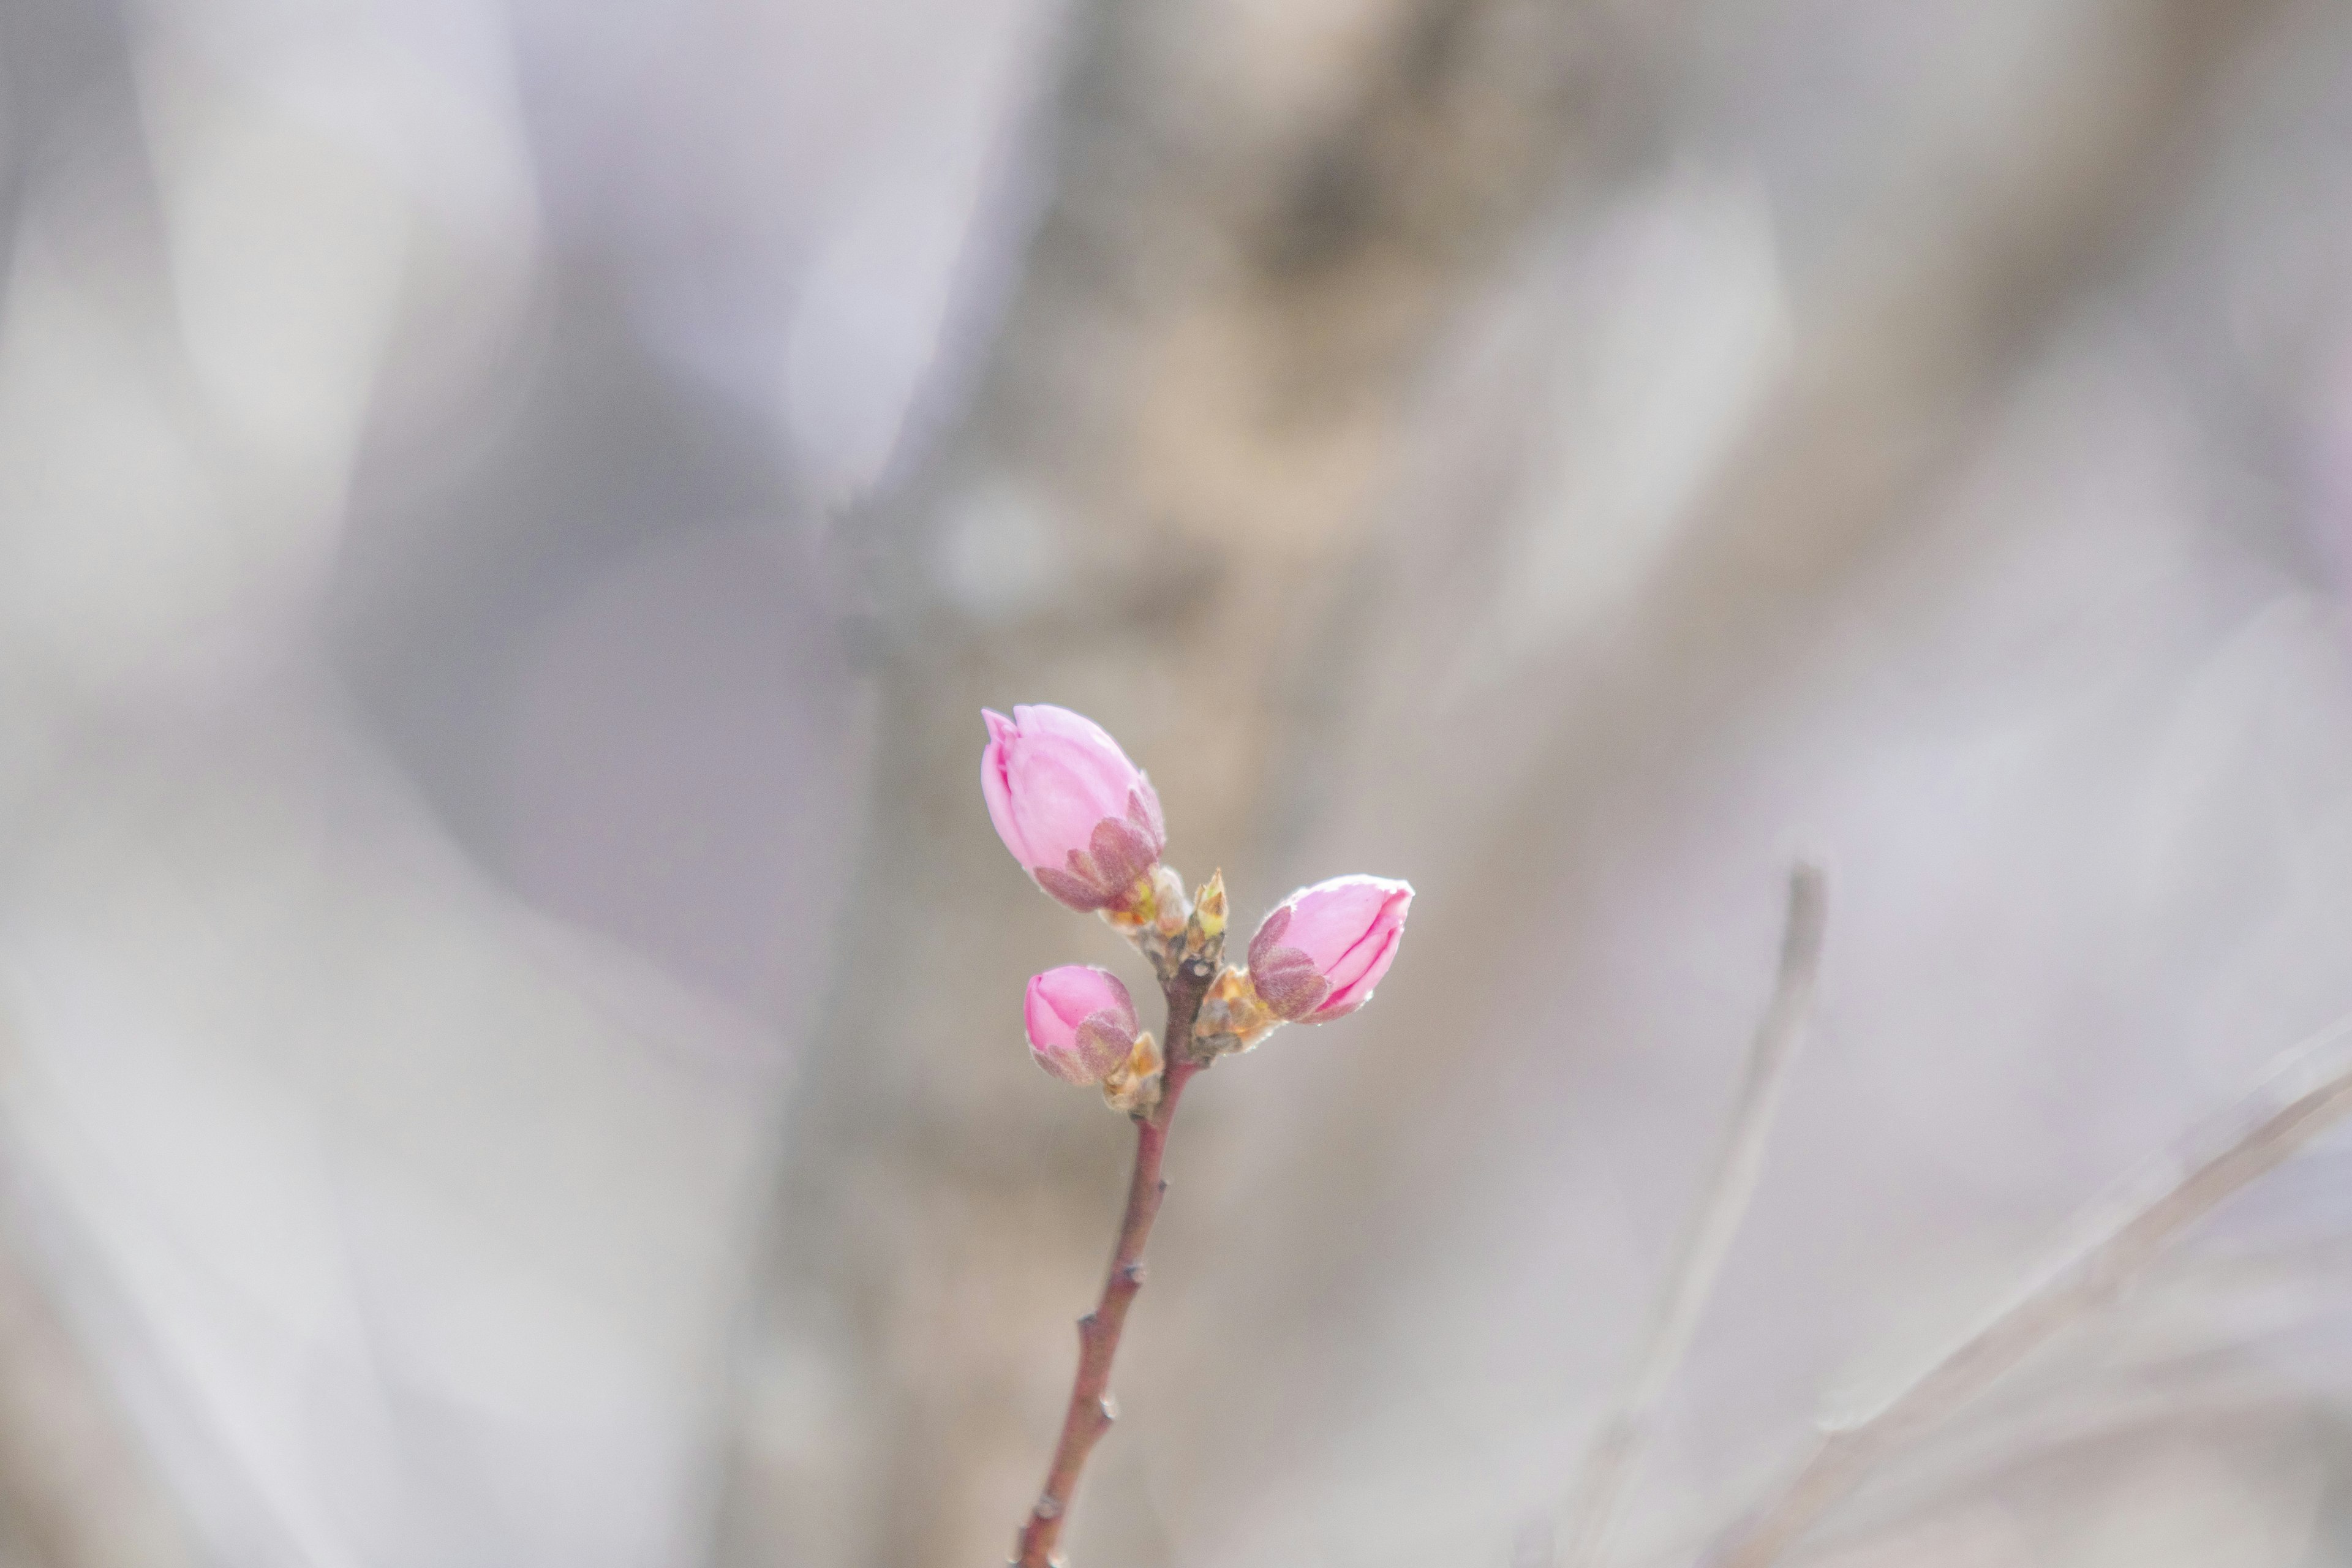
1705, 1012, 2352, 1567
1378, 0, 2291, 1001
1564, 865, 1826, 1567
717, 0, 1636, 1561
1084, 0, 2321, 1556
718, 0, 2352, 1561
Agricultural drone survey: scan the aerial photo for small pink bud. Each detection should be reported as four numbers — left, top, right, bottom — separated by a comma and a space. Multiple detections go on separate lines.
1246, 875, 1414, 1022
1025, 965, 1142, 1084
981, 705, 1167, 911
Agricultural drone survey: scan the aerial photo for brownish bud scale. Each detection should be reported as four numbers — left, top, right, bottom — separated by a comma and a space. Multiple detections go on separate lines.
1189, 965, 1281, 1059
1101, 1031, 1164, 1115
1102, 863, 1180, 941
1150, 866, 1188, 939
1189, 870, 1227, 943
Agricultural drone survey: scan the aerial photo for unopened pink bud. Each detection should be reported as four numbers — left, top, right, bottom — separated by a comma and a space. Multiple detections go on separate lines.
1246, 875, 1414, 1022
981, 705, 1167, 911
1025, 965, 1142, 1084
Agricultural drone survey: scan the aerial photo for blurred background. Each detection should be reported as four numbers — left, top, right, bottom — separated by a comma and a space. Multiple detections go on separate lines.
4, 0, 2352, 1564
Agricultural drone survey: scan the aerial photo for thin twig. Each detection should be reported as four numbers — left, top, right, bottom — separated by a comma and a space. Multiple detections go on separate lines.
1012, 956, 1216, 1567
1702, 1009, 2352, 1568
1562, 865, 1828, 1567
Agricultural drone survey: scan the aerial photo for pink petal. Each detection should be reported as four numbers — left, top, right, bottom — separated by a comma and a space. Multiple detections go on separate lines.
1014, 703, 1122, 751
1313, 921, 1403, 1018
1286, 877, 1409, 969
1319, 887, 1412, 996
1012, 706, 1149, 832
981, 711, 1028, 865
1007, 741, 1129, 863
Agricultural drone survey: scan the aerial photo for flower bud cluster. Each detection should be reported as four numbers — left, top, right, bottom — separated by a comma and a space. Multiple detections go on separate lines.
987, 703, 1412, 1109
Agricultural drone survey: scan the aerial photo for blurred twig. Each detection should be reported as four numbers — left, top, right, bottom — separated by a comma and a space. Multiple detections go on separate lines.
1561, 865, 1825, 1568
1701, 1010, 2352, 1568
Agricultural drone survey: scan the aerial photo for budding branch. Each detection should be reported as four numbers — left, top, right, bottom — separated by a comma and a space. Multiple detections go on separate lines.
1013, 956, 1216, 1568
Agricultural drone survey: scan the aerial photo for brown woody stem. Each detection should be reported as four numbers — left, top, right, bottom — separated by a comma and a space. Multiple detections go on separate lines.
1012, 956, 1216, 1567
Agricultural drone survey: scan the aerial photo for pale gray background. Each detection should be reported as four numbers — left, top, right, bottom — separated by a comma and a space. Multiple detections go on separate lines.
1, 0, 2351, 1565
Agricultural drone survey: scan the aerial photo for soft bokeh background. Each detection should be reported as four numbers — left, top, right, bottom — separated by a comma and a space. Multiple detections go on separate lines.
4, 0, 2352, 1564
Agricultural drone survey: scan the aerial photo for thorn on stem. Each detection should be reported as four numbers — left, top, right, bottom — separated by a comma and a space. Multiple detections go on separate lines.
1099, 1395, 1119, 1423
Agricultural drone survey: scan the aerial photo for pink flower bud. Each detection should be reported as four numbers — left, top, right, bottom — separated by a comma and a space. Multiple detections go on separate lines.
1246, 875, 1414, 1022
981, 705, 1167, 911
1025, 965, 1142, 1084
